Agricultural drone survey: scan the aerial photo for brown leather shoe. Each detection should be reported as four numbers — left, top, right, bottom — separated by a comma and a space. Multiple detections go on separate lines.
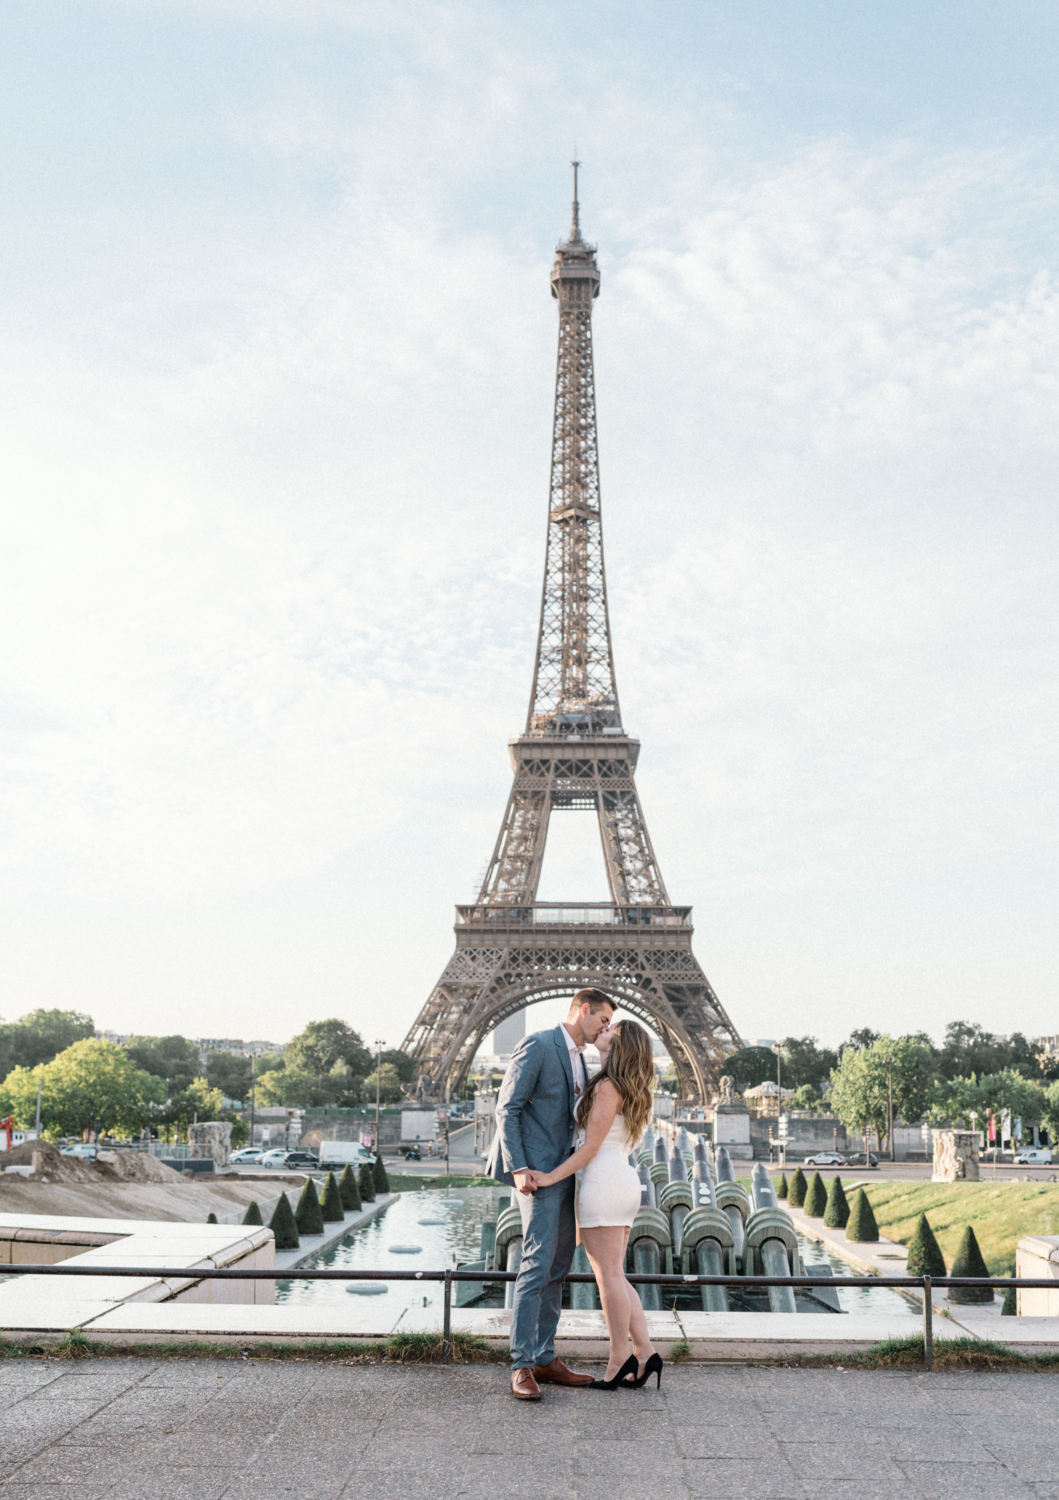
510, 1366, 542, 1400
532, 1356, 594, 1386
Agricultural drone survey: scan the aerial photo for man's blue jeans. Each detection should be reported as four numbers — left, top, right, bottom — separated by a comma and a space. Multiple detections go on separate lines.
509, 1176, 575, 1370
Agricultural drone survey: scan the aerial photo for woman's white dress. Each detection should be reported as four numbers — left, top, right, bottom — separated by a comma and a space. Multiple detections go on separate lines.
576, 1114, 643, 1230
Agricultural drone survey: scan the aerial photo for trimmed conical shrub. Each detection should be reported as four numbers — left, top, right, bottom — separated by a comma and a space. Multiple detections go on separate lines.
948, 1224, 993, 1303
823, 1176, 850, 1229
776, 1173, 788, 1200
339, 1163, 361, 1212
906, 1213, 946, 1278
269, 1192, 299, 1251
295, 1176, 324, 1236
803, 1171, 827, 1218
1001, 1279, 1017, 1315
358, 1163, 376, 1203
241, 1200, 264, 1226
846, 1188, 879, 1242
206, 1212, 218, 1224
319, 1171, 345, 1223
788, 1167, 807, 1208
372, 1154, 390, 1195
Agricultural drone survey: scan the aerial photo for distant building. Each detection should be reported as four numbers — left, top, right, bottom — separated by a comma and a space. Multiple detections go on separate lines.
197, 1038, 285, 1064
1035, 1035, 1059, 1059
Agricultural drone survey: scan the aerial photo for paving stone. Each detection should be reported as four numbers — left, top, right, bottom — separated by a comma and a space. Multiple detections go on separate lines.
896, 1461, 1035, 1497
982, 1447, 1059, 1482
682, 1457, 808, 1497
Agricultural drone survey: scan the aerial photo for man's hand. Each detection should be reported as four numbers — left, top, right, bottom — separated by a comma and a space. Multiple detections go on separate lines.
513, 1169, 537, 1196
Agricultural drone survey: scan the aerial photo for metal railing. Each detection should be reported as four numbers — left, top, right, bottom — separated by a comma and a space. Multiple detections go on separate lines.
1, 1265, 1050, 1369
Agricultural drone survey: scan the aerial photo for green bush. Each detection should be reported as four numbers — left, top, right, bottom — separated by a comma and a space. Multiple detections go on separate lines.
319, 1171, 345, 1223
1001, 1279, 1017, 1316
803, 1171, 827, 1218
206, 1212, 218, 1224
358, 1163, 376, 1203
948, 1224, 993, 1303
339, 1163, 361, 1212
906, 1213, 946, 1278
241, 1201, 264, 1226
787, 1167, 807, 1208
295, 1177, 324, 1236
776, 1173, 788, 1200
269, 1192, 299, 1251
372, 1154, 390, 1195
823, 1176, 850, 1229
846, 1187, 879, 1242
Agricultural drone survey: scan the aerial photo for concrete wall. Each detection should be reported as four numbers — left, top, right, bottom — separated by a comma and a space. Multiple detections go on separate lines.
1016, 1236, 1059, 1316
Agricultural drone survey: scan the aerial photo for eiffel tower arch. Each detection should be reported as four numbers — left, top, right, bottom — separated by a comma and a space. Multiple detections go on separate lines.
403, 167, 743, 1103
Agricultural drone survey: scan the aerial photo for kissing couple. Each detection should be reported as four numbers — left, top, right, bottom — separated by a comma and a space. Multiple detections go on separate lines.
488, 987, 661, 1400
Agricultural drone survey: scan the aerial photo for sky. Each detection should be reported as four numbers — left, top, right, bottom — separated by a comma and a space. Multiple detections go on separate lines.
0, 0, 1057, 1053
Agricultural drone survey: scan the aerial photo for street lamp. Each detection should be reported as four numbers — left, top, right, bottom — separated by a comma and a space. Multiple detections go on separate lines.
374, 1038, 385, 1156
772, 1042, 783, 1116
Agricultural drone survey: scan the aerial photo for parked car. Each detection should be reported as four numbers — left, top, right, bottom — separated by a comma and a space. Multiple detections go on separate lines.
804, 1152, 845, 1166
59, 1144, 98, 1161
229, 1148, 264, 1164
258, 1148, 293, 1168
282, 1151, 320, 1170
844, 1152, 879, 1167
1014, 1147, 1054, 1165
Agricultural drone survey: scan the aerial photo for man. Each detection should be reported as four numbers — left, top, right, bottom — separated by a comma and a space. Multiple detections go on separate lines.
489, 988, 616, 1401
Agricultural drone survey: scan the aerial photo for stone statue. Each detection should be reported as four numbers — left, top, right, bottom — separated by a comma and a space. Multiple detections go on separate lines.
717, 1075, 735, 1105
932, 1128, 980, 1183
188, 1121, 232, 1168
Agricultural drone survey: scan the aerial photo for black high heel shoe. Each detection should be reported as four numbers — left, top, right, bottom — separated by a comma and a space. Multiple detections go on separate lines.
589, 1354, 638, 1390
631, 1352, 663, 1389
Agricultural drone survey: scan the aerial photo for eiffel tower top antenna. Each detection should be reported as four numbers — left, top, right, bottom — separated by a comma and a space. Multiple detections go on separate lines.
571, 156, 581, 240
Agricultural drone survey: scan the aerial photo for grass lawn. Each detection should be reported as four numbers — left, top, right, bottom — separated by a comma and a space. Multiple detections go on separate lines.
847, 1179, 1059, 1274
386, 1172, 492, 1193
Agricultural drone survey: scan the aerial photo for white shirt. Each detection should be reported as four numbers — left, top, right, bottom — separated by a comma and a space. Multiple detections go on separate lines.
561, 1024, 586, 1102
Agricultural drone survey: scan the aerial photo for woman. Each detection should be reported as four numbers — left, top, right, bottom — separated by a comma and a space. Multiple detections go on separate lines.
524, 1019, 661, 1390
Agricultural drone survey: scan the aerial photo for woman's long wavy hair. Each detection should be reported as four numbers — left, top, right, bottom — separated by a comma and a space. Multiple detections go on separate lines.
576, 1019, 654, 1144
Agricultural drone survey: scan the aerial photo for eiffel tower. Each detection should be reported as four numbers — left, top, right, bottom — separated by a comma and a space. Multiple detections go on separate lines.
403, 168, 743, 1103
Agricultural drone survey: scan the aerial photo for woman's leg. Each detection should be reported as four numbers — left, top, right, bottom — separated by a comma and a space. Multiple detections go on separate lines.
622, 1228, 656, 1373
581, 1226, 633, 1380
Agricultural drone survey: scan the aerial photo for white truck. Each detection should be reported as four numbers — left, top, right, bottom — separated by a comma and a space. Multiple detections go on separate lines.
317, 1141, 375, 1169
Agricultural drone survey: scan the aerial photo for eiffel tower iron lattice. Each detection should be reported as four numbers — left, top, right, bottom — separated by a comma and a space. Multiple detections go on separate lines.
403, 168, 743, 1103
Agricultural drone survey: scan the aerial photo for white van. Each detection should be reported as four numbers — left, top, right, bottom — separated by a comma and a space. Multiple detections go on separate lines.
1014, 1147, 1054, 1165
317, 1141, 375, 1169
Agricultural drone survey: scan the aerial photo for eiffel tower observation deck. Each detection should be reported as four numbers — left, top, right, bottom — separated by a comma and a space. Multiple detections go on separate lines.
403, 168, 743, 1103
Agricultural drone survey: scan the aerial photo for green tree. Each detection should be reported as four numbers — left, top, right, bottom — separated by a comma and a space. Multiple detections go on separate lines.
775, 1172, 788, 1199
360, 1064, 403, 1105
285, 1021, 371, 1092
0, 1009, 95, 1078
803, 1172, 827, 1217
0, 1039, 164, 1137
206, 1212, 218, 1224
338, 1163, 361, 1212
846, 1188, 878, 1242
358, 1162, 376, 1203
204, 1052, 252, 1105
823, 1176, 850, 1229
721, 1048, 778, 1094
906, 1213, 946, 1277
242, 1201, 264, 1226
319, 1172, 345, 1223
948, 1225, 992, 1303
372, 1154, 390, 1195
125, 1035, 200, 1094
829, 1035, 936, 1148
791, 1083, 821, 1111
380, 1049, 416, 1084
295, 1177, 324, 1236
977, 1070, 1046, 1139
256, 1067, 321, 1108
778, 1037, 838, 1091
840, 1028, 880, 1052
787, 1167, 807, 1208
158, 1077, 227, 1137
269, 1192, 299, 1250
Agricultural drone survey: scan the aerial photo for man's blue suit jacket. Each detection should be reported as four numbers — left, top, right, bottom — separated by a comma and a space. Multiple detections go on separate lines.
488, 1024, 577, 1184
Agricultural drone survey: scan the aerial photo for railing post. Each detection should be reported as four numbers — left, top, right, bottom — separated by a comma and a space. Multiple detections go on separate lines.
922, 1276, 933, 1370
442, 1269, 453, 1365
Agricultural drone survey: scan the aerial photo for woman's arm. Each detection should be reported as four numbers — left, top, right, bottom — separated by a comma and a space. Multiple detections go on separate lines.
530, 1080, 621, 1188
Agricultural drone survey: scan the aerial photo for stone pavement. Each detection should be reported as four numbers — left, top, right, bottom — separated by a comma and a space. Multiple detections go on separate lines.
1, 1355, 1058, 1498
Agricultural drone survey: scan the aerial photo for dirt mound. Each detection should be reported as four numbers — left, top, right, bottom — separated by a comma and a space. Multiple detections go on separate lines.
0, 1140, 96, 1183
0, 1142, 182, 1185
96, 1151, 182, 1183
